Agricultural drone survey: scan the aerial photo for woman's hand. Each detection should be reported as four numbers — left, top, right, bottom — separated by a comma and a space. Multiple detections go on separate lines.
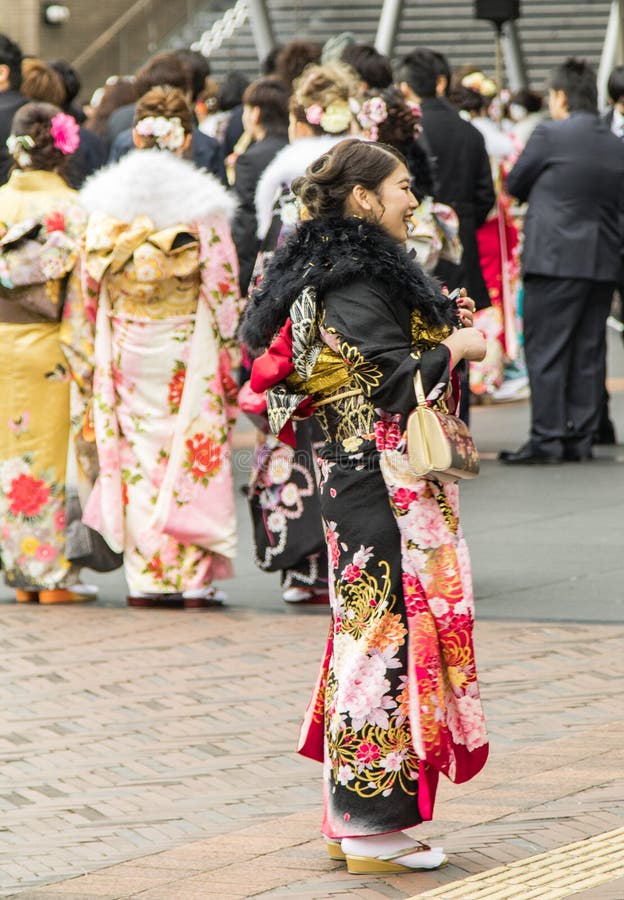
456, 288, 476, 328
442, 326, 487, 364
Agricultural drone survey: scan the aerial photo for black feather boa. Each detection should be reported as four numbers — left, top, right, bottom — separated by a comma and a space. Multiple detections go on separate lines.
240, 216, 457, 352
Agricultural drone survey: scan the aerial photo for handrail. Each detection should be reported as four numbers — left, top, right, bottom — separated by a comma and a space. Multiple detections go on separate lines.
71, 0, 158, 72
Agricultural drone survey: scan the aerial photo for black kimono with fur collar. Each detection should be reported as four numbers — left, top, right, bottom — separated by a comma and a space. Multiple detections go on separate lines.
240, 217, 458, 352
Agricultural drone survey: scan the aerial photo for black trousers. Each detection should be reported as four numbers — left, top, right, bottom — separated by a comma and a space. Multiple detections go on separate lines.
523, 275, 613, 456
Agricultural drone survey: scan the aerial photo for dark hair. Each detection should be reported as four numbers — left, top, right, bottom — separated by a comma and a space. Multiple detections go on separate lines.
135, 52, 189, 98
292, 138, 405, 219
0, 33, 22, 91
50, 59, 80, 106
133, 85, 193, 147
397, 48, 440, 99
217, 71, 250, 111
242, 76, 289, 135
432, 51, 451, 96
261, 45, 283, 76
607, 65, 624, 105
362, 87, 419, 144
275, 40, 322, 87
341, 43, 393, 90
10, 101, 71, 177
549, 57, 597, 114
174, 48, 211, 102
359, 88, 434, 198
86, 78, 137, 138
510, 88, 543, 114
449, 84, 486, 114
20, 58, 66, 107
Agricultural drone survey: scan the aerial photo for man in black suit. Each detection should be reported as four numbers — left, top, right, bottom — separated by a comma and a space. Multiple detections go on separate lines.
231, 77, 289, 295
501, 58, 624, 464
398, 48, 495, 423
0, 34, 26, 186
398, 48, 495, 311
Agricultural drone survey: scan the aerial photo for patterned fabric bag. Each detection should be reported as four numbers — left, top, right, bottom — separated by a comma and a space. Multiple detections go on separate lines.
247, 433, 325, 572
0, 213, 81, 321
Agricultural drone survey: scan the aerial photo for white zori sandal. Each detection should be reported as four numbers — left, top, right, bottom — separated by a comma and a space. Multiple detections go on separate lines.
326, 834, 447, 874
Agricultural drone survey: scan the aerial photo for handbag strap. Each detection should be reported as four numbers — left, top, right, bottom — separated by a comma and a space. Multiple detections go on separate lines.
414, 366, 427, 407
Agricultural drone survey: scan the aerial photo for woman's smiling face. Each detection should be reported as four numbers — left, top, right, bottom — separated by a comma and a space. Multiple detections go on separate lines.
373, 162, 419, 241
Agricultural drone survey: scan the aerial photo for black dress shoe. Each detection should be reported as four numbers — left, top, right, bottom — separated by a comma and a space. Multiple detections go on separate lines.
563, 448, 594, 462
499, 442, 562, 465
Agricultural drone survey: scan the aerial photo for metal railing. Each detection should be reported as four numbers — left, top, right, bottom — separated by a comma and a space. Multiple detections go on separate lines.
191, 0, 249, 56
71, 0, 206, 83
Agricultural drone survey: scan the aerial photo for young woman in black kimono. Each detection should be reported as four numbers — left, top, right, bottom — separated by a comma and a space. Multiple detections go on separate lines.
241, 139, 489, 874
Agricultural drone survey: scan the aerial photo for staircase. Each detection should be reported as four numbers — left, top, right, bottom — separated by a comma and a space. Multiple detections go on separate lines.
161, 0, 612, 91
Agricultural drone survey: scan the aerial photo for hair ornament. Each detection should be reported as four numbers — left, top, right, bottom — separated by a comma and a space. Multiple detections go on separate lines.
359, 96, 388, 127
406, 99, 424, 136
50, 113, 80, 155
305, 99, 352, 134
135, 115, 186, 151
461, 71, 497, 97
6, 134, 35, 168
305, 104, 323, 126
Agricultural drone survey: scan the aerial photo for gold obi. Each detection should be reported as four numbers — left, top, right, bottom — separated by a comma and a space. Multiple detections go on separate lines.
84, 213, 201, 319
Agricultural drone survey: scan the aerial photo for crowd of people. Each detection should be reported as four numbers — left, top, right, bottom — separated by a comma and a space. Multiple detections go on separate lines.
0, 24, 623, 874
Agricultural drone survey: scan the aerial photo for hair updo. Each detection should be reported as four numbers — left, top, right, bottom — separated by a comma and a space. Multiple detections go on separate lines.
289, 62, 358, 136
133, 85, 193, 148
360, 86, 421, 146
292, 138, 405, 219
10, 101, 69, 175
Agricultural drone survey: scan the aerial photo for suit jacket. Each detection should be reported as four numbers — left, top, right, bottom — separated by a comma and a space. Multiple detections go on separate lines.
507, 112, 624, 282
231, 134, 288, 295
0, 90, 28, 186
421, 97, 495, 309
108, 126, 227, 185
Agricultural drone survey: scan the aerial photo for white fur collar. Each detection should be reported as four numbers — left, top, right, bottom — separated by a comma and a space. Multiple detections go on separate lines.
79, 149, 236, 229
254, 135, 347, 239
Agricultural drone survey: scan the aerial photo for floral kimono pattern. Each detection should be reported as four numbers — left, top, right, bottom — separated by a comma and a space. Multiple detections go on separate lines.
0, 192, 86, 590
246, 183, 328, 593
62, 211, 244, 595
263, 283, 488, 838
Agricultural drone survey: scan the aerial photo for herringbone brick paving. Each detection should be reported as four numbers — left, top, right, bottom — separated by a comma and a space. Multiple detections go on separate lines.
0, 601, 623, 898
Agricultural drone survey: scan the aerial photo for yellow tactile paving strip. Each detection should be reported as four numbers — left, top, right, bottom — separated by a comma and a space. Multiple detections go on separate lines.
412, 827, 624, 900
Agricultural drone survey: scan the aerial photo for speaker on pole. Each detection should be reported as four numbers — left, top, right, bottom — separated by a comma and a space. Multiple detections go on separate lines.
474, 0, 520, 26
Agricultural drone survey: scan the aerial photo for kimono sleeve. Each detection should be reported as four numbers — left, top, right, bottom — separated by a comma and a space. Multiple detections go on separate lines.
58, 257, 98, 488
322, 280, 451, 417
59, 257, 95, 398
198, 214, 245, 367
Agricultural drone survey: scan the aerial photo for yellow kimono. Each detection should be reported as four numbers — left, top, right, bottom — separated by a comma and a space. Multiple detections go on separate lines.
0, 169, 85, 590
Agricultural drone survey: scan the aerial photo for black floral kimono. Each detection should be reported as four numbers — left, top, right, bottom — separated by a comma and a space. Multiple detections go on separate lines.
242, 218, 488, 838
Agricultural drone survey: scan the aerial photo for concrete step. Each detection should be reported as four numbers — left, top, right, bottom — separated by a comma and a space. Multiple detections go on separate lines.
165, 0, 612, 88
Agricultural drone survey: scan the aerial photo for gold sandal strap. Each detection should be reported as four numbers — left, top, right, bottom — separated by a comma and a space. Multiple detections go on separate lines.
379, 843, 431, 861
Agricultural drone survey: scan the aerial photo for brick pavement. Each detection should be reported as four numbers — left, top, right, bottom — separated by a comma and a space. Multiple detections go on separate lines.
1, 602, 623, 899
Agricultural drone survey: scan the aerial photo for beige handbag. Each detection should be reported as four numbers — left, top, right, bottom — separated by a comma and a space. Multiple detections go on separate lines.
407, 368, 480, 482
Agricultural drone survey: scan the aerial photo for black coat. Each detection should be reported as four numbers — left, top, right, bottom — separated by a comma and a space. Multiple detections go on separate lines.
0, 89, 27, 186
231, 133, 287, 295
420, 97, 495, 309
108, 126, 227, 185
507, 112, 624, 282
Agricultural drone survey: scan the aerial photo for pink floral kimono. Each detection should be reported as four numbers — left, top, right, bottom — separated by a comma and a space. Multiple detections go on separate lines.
62, 149, 243, 596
